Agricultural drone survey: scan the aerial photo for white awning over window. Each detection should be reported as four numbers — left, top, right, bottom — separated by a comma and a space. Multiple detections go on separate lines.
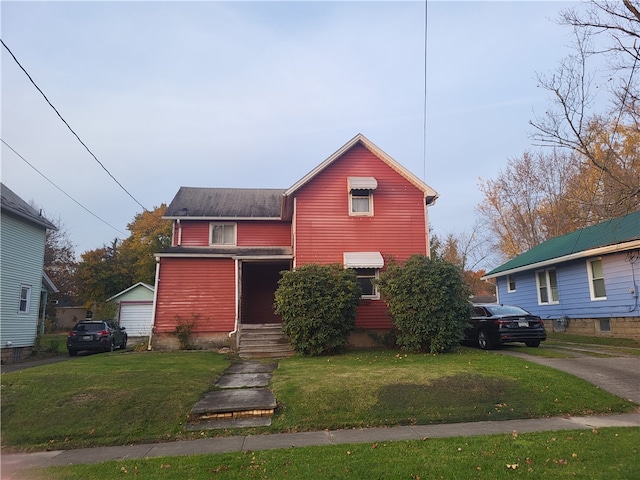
343, 251, 384, 269
348, 177, 378, 191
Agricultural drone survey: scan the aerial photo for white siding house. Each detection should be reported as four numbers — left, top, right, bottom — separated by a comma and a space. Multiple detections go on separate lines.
1, 184, 57, 363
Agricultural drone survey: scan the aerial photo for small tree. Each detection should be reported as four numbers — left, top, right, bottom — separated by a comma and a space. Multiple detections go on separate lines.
274, 264, 361, 356
378, 255, 472, 353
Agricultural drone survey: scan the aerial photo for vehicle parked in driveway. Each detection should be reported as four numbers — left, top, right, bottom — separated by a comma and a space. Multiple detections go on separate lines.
67, 320, 127, 356
464, 304, 546, 350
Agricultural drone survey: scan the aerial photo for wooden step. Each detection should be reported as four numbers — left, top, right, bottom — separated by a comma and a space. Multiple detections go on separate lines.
238, 324, 295, 359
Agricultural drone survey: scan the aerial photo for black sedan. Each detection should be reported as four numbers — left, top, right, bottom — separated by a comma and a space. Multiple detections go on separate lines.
464, 304, 546, 350
67, 320, 127, 356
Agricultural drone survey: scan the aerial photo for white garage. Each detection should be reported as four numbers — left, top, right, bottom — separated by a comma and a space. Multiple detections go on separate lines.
108, 283, 154, 338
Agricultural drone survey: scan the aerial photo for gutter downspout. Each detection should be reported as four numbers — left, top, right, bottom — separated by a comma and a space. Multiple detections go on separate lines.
147, 257, 161, 351
228, 258, 240, 348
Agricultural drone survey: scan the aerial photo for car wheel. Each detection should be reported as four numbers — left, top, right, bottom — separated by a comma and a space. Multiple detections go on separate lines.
525, 340, 541, 348
68, 349, 77, 357
478, 330, 494, 350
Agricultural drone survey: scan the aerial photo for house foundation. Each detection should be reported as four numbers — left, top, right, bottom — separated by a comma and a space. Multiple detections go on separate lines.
544, 317, 640, 341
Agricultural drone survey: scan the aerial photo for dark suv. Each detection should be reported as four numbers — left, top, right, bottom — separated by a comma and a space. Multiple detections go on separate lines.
463, 304, 546, 350
67, 320, 127, 356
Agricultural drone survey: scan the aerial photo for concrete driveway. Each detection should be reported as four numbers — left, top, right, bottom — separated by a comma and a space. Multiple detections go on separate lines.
499, 348, 640, 404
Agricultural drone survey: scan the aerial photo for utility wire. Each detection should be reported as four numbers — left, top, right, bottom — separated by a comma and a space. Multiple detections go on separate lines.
1, 139, 128, 236
422, 0, 428, 181
1, 38, 148, 212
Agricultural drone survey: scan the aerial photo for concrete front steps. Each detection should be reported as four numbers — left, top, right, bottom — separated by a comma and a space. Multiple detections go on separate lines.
238, 323, 295, 359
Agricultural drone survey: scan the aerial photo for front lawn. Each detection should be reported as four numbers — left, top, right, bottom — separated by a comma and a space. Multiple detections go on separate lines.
1, 348, 636, 453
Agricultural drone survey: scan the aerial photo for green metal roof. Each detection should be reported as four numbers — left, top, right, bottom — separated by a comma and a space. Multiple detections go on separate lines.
485, 209, 640, 277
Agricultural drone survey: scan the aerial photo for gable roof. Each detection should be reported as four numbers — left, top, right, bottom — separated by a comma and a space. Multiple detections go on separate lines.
1, 183, 57, 230
484, 210, 640, 279
164, 187, 285, 219
284, 133, 438, 202
106, 282, 154, 302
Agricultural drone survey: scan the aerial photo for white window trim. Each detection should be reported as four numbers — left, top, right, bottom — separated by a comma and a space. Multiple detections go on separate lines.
354, 268, 380, 300
18, 284, 32, 314
209, 222, 237, 246
507, 274, 516, 293
349, 190, 374, 216
586, 258, 607, 301
535, 268, 559, 305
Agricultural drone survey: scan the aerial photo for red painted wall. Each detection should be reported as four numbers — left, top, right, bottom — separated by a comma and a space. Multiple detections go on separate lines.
154, 257, 236, 333
293, 144, 429, 330
293, 144, 427, 265
173, 220, 291, 247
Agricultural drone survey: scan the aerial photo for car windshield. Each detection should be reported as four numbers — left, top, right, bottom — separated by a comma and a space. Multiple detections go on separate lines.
485, 305, 530, 316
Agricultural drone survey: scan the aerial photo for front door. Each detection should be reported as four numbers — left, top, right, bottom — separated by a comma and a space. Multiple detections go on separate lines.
241, 261, 290, 325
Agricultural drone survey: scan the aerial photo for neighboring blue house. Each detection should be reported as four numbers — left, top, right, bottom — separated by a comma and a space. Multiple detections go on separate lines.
483, 210, 640, 339
1, 183, 57, 363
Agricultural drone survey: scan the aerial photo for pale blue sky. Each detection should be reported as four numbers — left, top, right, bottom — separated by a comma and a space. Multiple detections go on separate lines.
2, 1, 577, 256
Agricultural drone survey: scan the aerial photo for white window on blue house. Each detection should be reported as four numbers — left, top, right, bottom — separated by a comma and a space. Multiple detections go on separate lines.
507, 274, 516, 292
18, 285, 32, 313
210, 223, 236, 246
536, 269, 559, 305
587, 258, 607, 300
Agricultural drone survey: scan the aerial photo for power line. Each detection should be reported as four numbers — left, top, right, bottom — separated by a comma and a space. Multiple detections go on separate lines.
422, 0, 428, 181
1, 139, 128, 237
1, 38, 148, 212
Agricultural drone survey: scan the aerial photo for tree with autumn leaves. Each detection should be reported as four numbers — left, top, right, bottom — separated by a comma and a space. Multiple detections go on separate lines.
75, 205, 171, 312
478, 1, 640, 262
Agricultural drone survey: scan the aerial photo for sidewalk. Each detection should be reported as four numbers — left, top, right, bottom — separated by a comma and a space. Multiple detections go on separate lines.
2, 412, 639, 478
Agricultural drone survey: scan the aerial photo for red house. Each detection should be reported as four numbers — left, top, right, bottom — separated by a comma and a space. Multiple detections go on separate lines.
150, 134, 438, 352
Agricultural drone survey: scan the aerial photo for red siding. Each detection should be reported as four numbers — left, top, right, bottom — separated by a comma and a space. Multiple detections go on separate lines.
294, 144, 428, 264
173, 220, 291, 247
154, 257, 236, 333
293, 144, 428, 330
176, 221, 210, 246
238, 221, 291, 246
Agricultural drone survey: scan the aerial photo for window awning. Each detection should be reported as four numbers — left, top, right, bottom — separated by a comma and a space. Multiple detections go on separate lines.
348, 177, 378, 191
343, 252, 384, 269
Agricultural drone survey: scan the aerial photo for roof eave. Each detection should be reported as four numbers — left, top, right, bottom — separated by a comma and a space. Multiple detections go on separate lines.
482, 239, 640, 280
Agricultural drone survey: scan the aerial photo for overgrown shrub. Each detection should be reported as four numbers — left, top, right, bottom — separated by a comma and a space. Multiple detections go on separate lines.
274, 264, 361, 356
173, 315, 197, 350
378, 254, 472, 353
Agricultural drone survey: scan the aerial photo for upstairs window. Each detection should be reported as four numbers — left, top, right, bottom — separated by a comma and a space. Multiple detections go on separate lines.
348, 177, 377, 216
210, 223, 236, 246
536, 269, 559, 304
587, 258, 607, 300
18, 285, 31, 314
507, 274, 516, 292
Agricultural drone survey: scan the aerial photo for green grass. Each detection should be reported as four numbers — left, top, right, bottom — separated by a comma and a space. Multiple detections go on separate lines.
29, 427, 640, 479
266, 348, 635, 433
1, 351, 230, 451
2, 348, 637, 454
546, 332, 640, 348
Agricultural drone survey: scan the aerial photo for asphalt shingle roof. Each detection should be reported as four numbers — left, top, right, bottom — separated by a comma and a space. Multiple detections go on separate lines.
1, 183, 57, 230
486, 209, 640, 277
164, 187, 286, 218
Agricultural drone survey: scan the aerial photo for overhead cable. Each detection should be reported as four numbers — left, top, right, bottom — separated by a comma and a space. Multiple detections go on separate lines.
1, 139, 128, 237
1, 38, 148, 212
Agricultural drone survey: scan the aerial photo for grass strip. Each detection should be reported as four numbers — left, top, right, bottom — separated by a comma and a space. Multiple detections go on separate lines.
28, 427, 640, 479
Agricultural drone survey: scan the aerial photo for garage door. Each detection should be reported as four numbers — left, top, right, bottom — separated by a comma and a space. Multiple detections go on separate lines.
119, 302, 153, 337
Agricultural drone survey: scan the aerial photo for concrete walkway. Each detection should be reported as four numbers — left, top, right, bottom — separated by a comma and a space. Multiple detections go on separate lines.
2, 412, 639, 479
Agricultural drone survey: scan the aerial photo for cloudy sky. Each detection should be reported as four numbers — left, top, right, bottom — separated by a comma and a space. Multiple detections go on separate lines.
2, 0, 578, 258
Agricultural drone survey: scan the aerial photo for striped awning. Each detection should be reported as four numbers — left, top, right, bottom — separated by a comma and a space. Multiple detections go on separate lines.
343, 252, 384, 269
348, 177, 378, 191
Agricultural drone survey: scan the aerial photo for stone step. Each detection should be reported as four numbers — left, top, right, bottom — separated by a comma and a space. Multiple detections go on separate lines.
238, 323, 295, 359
